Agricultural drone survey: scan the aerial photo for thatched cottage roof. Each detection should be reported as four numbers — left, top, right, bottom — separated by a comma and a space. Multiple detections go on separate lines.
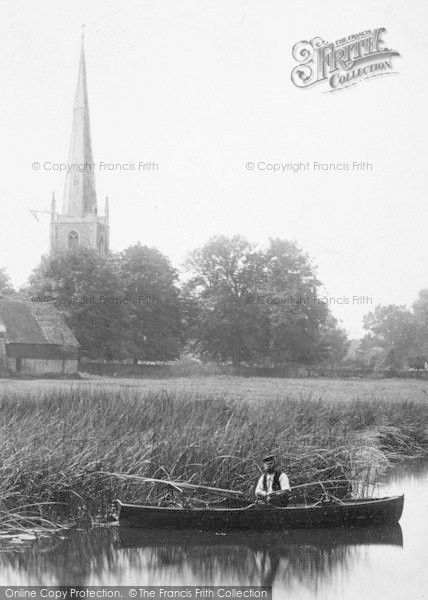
0, 298, 79, 347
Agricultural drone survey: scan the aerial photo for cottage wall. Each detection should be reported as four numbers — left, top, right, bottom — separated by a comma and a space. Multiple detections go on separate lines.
6, 357, 16, 372
9, 358, 78, 375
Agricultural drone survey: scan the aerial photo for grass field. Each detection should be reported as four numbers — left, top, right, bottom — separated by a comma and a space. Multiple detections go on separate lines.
2, 374, 428, 403
0, 375, 427, 526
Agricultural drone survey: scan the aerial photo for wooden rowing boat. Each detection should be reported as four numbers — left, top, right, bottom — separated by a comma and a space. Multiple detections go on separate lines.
114, 494, 404, 530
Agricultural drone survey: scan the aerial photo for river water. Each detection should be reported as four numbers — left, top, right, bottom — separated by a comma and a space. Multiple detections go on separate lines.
0, 464, 427, 599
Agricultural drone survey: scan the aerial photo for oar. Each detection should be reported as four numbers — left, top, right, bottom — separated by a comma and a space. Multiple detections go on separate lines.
289, 479, 355, 492
97, 471, 245, 499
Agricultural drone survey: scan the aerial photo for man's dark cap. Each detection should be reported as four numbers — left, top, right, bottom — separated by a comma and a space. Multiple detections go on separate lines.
262, 454, 275, 463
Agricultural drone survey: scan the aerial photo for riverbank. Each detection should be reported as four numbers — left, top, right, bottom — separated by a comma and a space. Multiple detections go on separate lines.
0, 378, 427, 524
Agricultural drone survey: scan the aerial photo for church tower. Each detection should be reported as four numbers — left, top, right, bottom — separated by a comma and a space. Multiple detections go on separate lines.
50, 36, 109, 254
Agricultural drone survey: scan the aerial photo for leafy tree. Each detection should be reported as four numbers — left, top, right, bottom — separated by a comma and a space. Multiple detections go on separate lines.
184, 235, 269, 367
0, 268, 15, 296
412, 289, 428, 360
28, 248, 129, 359
315, 314, 350, 367
117, 243, 183, 362
343, 339, 385, 372
362, 305, 419, 370
185, 236, 349, 367
262, 239, 330, 366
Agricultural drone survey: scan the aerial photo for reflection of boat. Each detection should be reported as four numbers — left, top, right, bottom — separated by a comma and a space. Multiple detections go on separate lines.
115, 524, 403, 588
117, 524, 403, 550
0, 522, 403, 588
115, 495, 404, 530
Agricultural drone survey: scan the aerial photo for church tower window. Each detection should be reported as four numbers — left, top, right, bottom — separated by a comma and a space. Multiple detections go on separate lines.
68, 230, 79, 249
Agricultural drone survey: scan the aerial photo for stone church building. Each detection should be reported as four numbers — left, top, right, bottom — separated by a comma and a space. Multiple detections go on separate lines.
50, 37, 109, 254
0, 38, 108, 376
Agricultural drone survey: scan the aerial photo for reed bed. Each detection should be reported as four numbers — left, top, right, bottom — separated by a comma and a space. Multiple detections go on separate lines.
0, 384, 426, 523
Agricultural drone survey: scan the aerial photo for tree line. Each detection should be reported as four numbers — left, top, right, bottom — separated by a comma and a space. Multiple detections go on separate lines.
7, 235, 416, 369
348, 293, 428, 371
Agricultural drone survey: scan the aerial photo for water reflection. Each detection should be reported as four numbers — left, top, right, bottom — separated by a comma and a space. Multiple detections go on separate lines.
0, 529, 116, 585
0, 523, 402, 587
116, 525, 403, 587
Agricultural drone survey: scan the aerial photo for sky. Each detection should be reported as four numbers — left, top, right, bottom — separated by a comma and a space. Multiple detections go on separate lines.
0, 0, 427, 338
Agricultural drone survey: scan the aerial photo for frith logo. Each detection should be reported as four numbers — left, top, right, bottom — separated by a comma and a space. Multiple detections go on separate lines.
291, 28, 400, 92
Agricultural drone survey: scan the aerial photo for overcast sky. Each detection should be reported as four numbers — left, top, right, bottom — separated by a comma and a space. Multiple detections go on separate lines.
0, 0, 427, 337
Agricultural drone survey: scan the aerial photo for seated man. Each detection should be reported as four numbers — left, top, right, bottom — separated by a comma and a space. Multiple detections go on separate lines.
255, 454, 291, 507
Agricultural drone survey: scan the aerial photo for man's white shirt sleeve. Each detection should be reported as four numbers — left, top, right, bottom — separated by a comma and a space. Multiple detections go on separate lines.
255, 474, 265, 495
279, 472, 291, 491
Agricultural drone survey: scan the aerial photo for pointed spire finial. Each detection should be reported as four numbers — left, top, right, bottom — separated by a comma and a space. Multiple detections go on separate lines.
62, 32, 97, 217
81, 24, 85, 41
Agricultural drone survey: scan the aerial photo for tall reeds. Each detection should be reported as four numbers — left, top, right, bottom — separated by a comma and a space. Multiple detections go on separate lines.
0, 385, 426, 522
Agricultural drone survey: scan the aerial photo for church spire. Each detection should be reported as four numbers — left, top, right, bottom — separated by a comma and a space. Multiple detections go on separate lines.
62, 34, 97, 216
51, 34, 109, 255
